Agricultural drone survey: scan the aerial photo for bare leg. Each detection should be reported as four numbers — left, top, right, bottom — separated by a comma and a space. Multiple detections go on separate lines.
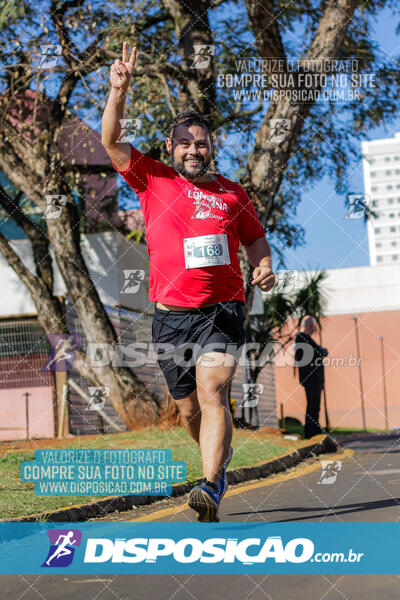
174, 388, 201, 444
196, 352, 237, 486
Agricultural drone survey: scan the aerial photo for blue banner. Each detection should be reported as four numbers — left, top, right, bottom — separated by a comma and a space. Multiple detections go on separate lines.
0, 522, 399, 574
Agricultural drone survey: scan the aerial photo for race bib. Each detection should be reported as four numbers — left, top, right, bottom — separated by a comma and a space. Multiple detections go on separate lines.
184, 233, 230, 269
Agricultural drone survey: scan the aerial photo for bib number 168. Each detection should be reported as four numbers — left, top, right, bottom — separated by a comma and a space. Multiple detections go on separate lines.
193, 243, 223, 258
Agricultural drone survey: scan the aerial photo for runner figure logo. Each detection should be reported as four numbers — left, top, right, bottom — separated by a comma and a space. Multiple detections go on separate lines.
317, 460, 342, 484
39, 44, 62, 69
241, 383, 264, 408
44, 195, 67, 219
268, 119, 291, 143
117, 118, 142, 143
43, 334, 81, 372
345, 194, 369, 219
191, 45, 215, 69
41, 529, 82, 568
121, 269, 145, 293
86, 386, 110, 411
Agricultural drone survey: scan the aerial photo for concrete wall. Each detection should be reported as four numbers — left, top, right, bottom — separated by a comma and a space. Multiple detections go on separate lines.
266, 264, 400, 316
272, 261, 400, 431
0, 387, 55, 440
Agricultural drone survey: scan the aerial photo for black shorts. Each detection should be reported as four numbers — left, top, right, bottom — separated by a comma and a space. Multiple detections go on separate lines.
152, 300, 246, 400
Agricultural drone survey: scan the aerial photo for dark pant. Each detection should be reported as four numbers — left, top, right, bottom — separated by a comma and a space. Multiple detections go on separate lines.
303, 380, 323, 439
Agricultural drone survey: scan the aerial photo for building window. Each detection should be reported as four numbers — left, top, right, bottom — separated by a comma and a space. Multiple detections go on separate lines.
376, 242, 382, 248
372, 186, 377, 191
395, 156, 400, 161
372, 200, 377, 206
371, 171, 377, 177
391, 241, 397, 246
377, 256, 383, 262
386, 170, 392, 175
390, 213, 395, 218
389, 198, 394, 203
387, 185, 393, 189
390, 226, 396, 232
376, 228, 381, 233
393, 255, 398, 260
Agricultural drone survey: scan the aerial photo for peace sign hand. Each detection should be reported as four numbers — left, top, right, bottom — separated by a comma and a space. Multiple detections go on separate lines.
110, 41, 137, 93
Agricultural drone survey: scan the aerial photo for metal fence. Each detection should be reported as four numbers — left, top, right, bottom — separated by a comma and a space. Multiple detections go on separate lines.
0, 319, 53, 389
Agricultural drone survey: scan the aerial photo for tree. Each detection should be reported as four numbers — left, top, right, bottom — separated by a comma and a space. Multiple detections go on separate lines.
0, 0, 399, 427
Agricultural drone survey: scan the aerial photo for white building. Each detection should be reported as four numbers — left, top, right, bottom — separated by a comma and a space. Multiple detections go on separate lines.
362, 132, 400, 266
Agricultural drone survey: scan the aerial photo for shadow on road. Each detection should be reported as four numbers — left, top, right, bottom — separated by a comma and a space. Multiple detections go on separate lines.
229, 497, 400, 522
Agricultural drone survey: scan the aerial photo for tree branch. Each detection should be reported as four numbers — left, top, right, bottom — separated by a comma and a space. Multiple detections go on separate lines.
0, 231, 65, 333
241, 0, 359, 226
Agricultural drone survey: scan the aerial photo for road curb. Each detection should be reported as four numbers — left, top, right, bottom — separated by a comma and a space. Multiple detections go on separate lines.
7, 434, 339, 523
331, 431, 400, 445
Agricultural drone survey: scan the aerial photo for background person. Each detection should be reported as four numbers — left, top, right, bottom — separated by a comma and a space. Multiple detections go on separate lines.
294, 315, 328, 439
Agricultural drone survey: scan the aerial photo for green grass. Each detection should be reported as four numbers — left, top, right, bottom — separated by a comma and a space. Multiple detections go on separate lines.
0, 427, 298, 520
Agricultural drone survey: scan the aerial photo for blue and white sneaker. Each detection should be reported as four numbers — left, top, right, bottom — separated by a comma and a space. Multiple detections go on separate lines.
218, 445, 233, 499
188, 479, 220, 522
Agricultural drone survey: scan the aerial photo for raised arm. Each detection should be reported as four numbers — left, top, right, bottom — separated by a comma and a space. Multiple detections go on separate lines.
101, 41, 137, 171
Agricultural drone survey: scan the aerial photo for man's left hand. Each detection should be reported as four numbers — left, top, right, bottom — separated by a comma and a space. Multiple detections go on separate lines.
252, 266, 275, 291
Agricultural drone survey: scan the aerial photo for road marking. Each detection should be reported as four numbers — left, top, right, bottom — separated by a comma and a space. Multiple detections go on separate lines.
356, 469, 400, 475
129, 448, 354, 522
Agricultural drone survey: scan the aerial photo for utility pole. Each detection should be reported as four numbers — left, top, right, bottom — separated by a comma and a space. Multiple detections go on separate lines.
352, 315, 366, 431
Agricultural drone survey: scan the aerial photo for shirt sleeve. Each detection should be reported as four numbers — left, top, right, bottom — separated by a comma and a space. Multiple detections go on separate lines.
237, 190, 265, 247
112, 144, 157, 194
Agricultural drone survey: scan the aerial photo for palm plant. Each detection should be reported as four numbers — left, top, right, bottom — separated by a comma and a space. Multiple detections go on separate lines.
238, 270, 328, 427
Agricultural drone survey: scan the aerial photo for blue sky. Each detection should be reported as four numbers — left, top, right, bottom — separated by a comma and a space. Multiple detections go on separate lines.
285, 7, 400, 271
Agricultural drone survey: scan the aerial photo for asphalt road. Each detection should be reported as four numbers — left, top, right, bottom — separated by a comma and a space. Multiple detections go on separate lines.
2, 435, 400, 599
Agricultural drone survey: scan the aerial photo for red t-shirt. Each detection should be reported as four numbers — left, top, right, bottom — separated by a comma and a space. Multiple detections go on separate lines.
113, 144, 265, 307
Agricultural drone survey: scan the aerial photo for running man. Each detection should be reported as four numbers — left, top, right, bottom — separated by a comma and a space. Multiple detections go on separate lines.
45, 531, 77, 566
102, 42, 275, 521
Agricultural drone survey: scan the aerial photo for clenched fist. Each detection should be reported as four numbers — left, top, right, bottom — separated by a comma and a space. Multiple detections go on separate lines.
110, 41, 137, 93
252, 265, 275, 292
